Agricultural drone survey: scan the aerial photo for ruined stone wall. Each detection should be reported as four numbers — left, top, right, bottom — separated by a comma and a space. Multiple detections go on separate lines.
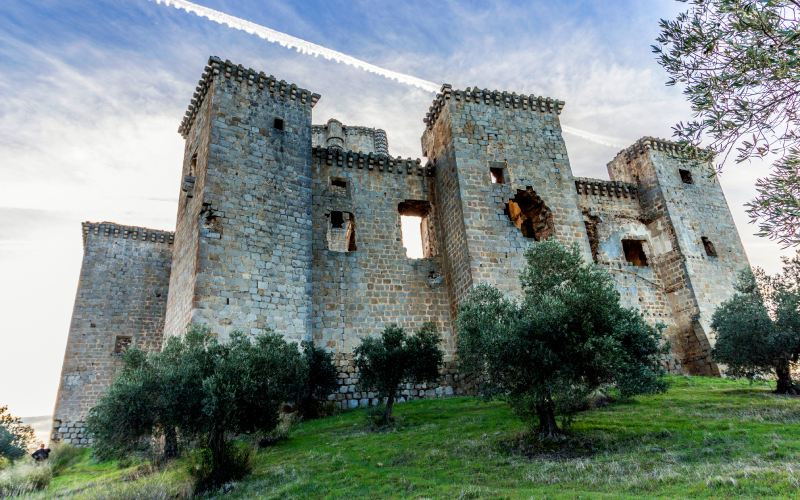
51, 223, 172, 444
165, 57, 320, 342
421, 86, 593, 306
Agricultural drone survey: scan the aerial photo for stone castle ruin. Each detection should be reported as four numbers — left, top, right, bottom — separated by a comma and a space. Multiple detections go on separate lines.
52, 56, 749, 444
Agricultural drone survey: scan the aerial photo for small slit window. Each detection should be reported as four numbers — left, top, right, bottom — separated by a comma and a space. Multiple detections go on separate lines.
327, 211, 356, 252
490, 167, 505, 184
398, 200, 434, 259
679, 169, 693, 184
701, 237, 717, 257
273, 118, 284, 130
113, 335, 132, 355
622, 239, 649, 266
189, 153, 197, 175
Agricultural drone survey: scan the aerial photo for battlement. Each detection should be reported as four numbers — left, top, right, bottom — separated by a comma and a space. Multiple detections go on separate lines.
574, 177, 638, 198
614, 136, 712, 163
424, 83, 565, 130
178, 56, 321, 138
312, 146, 431, 176
82, 222, 175, 245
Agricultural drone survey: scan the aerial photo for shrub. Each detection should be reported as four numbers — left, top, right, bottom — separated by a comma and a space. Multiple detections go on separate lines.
296, 341, 338, 420
354, 323, 444, 424
457, 240, 666, 439
0, 406, 34, 461
187, 441, 252, 492
712, 255, 800, 394
0, 460, 52, 496
88, 325, 304, 490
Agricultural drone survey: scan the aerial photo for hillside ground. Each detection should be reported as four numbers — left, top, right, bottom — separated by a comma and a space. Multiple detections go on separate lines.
26, 376, 800, 498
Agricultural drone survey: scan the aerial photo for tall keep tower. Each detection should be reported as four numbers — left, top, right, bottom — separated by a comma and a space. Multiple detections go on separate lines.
421, 85, 593, 312
162, 57, 321, 342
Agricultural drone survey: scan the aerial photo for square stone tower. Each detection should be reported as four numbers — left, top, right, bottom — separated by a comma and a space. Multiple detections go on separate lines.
162, 57, 320, 342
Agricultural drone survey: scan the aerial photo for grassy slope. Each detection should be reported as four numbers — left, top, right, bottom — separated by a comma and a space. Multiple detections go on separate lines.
40, 376, 800, 499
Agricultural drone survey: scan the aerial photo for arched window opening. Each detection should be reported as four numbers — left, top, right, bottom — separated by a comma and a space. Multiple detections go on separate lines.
327, 211, 356, 252
505, 187, 554, 241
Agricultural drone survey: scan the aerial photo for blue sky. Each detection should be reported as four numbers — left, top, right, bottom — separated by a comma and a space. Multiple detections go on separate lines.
0, 0, 790, 425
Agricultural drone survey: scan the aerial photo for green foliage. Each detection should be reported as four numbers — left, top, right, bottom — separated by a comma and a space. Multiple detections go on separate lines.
0, 459, 52, 496
653, 0, 800, 246
296, 341, 338, 420
88, 325, 304, 490
186, 441, 252, 492
0, 406, 34, 461
457, 240, 666, 437
354, 323, 444, 423
712, 254, 800, 393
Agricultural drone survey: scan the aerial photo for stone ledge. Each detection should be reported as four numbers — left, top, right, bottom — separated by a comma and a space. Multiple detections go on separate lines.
424, 83, 565, 130
614, 136, 712, 163
312, 147, 432, 177
179, 56, 321, 138
82, 221, 175, 245
575, 177, 638, 198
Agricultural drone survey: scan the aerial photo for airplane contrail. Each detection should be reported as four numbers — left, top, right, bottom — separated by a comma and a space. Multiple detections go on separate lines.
152, 0, 625, 149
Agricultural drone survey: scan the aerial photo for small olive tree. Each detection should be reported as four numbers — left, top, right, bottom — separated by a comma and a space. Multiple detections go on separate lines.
0, 406, 34, 461
712, 254, 800, 394
354, 323, 443, 423
296, 341, 338, 420
457, 240, 666, 438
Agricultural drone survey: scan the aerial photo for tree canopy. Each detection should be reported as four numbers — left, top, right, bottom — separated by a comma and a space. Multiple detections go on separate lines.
711, 253, 800, 393
0, 406, 34, 461
457, 240, 666, 438
653, 0, 800, 246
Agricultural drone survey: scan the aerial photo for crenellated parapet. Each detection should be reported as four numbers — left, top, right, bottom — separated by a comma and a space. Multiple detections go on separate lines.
82, 222, 175, 245
312, 146, 432, 176
614, 136, 712, 163
574, 177, 638, 199
424, 83, 565, 130
178, 56, 321, 138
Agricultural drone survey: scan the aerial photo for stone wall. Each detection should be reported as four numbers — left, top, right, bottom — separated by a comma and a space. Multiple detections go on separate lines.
51, 222, 172, 444
312, 118, 388, 155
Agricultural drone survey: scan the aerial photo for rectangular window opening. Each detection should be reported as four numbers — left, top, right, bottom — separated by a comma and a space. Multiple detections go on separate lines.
490, 166, 505, 184
701, 236, 717, 257
331, 177, 347, 189
679, 169, 693, 184
622, 239, 649, 266
273, 117, 284, 130
327, 211, 356, 252
398, 200, 433, 259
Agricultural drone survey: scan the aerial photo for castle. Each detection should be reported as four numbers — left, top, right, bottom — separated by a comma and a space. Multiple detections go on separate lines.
51, 56, 749, 444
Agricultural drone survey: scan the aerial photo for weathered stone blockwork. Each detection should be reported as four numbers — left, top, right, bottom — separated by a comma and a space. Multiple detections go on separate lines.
51, 223, 173, 444
53, 58, 750, 437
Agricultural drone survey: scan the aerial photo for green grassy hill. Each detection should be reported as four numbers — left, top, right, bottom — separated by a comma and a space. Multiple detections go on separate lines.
31, 376, 800, 498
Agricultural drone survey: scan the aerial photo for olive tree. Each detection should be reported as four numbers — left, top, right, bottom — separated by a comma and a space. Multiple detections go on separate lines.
712, 253, 800, 393
354, 323, 443, 423
457, 240, 667, 438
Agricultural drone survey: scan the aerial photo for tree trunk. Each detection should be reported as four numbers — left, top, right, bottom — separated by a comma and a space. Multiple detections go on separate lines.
208, 427, 227, 486
775, 361, 798, 395
384, 393, 395, 423
163, 426, 178, 460
535, 400, 561, 439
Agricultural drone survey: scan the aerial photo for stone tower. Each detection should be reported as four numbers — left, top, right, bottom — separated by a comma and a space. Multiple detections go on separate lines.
162, 57, 320, 342
421, 85, 593, 313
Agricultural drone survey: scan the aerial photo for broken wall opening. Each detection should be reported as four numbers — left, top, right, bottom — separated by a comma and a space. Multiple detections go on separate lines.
701, 236, 717, 257
505, 187, 554, 240
327, 211, 356, 252
398, 200, 434, 258
622, 239, 649, 266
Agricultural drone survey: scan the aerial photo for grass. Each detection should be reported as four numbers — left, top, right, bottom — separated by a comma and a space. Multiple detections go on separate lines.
31, 376, 800, 498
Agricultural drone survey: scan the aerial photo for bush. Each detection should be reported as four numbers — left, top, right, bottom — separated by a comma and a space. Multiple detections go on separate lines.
297, 341, 338, 420
354, 323, 444, 425
187, 441, 252, 492
49, 443, 84, 475
457, 240, 666, 439
0, 460, 52, 496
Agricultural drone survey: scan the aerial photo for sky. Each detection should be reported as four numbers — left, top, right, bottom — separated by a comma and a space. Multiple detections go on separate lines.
0, 0, 793, 424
